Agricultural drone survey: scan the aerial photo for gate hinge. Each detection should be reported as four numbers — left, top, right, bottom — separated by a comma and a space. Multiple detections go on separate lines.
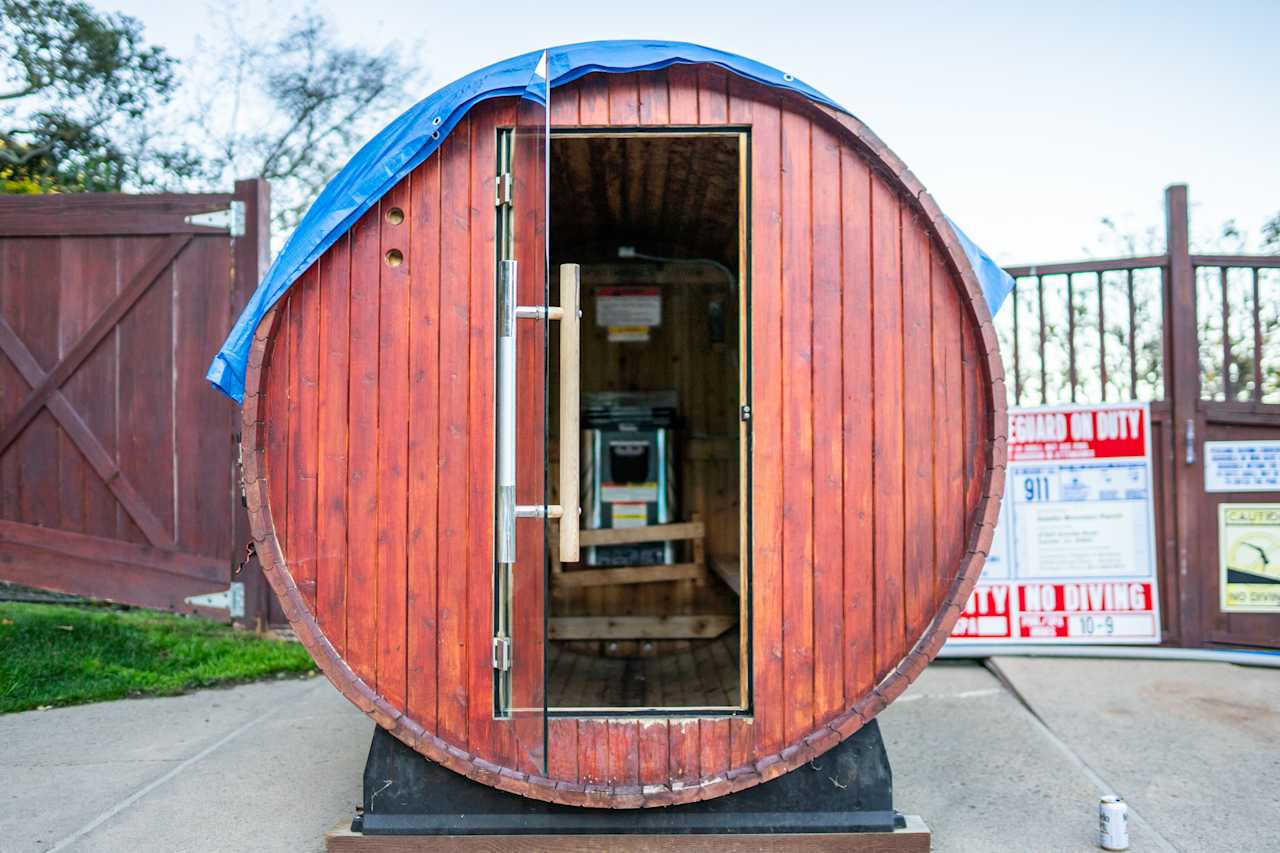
185, 582, 245, 619
186, 201, 247, 236
740, 404, 752, 422
492, 636, 512, 671
495, 173, 512, 208
234, 432, 246, 506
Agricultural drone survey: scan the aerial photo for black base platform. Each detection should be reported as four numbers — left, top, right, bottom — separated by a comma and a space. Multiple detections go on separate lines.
353, 721, 903, 836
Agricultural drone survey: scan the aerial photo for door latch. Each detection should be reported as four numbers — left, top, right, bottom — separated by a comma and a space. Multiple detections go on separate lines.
1185, 418, 1196, 465
492, 636, 512, 672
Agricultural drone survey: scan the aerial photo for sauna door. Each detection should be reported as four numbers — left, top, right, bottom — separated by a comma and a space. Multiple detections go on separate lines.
491, 81, 557, 767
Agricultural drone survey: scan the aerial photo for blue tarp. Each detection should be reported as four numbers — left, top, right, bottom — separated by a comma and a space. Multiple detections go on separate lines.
208, 40, 1012, 403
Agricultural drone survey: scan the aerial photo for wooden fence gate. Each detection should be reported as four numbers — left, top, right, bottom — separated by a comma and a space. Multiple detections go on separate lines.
1000, 184, 1280, 649
0, 180, 278, 626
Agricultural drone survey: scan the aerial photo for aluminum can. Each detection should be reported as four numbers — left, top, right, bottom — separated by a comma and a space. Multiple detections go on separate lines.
1099, 795, 1129, 851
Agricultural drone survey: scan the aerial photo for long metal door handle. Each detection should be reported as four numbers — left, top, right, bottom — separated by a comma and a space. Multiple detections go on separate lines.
497, 260, 517, 564
494, 260, 581, 565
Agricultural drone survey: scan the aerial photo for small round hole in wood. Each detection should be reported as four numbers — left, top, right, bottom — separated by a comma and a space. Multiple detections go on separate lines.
385, 249, 404, 267
385, 207, 405, 225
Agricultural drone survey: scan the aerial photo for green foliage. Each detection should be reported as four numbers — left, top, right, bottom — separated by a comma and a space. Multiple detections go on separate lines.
186, 9, 416, 236
1264, 211, 1280, 253
0, 0, 190, 192
0, 602, 315, 713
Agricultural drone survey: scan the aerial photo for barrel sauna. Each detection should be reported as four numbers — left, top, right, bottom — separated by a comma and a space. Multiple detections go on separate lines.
236, 45, 1006, 808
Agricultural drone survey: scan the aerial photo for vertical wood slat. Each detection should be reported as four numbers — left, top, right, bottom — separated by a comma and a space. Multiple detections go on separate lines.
698, 717, 730, 782
53, 240, 84, 536
901, 216, 934, 640
57, 238, 119, 541
840, 149, 875, 702
932, 251, 965, 603
346, 205, 382, 683
1219, 267, 1231, 399
668, 719, 700, 787
696, 66, 729, 124
14, 238, 63, 530
288, 263, 320, 612
639, 721, 670, 787
607, 73, 640, 125
265, 298, 290, 575
548, 719, 579, 784
608, 720, 640, 787
406, 155, 442, 731
175, 235, 234, 557
780, 108, 814, 744
578, 74, 609, 125
871, 176, 905, 682
1252, 268, 1263, 401
466, 103, 499, 762
810, 121, 844, 725
637, 71, 670, 126
578, 720, 610, 786
1098, 272, 1108, 399
378, 179, 412, 708
436, 121, 472, 745
747, 89, 784, 758
667, 65, 699, 124
316, 235, 351, 654
117, 238, 175, 544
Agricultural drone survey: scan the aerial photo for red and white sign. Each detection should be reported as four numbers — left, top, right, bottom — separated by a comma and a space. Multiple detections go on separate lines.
948, 403, 1161, 646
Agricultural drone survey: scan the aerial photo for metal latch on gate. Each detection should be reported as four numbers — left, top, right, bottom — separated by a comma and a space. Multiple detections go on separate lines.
185, 201, 247, 236
495, 173, 512, 208
492, 636, 512, 671
185, 582, 245, 618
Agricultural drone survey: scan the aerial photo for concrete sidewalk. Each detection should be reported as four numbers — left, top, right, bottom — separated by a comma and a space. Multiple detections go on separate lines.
3, 658, 1276, 852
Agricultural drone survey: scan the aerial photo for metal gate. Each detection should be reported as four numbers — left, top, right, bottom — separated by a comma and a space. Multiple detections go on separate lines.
999, 184, 1280, 649
0, 181, 275, 625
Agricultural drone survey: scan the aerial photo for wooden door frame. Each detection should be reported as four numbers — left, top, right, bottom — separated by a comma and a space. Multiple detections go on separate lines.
540, 126, 755, 716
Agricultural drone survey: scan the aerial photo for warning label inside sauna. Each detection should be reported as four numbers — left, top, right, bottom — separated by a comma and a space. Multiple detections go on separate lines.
596, 287, 661, 328
948, 403, 1162, 645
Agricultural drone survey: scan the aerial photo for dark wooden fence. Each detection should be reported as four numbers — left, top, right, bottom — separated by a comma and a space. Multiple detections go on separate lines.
998, 184, 1280, 649
0, 180, 278, 626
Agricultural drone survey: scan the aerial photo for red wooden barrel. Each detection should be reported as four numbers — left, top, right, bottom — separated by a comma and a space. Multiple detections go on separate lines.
241, 63, 1005, 807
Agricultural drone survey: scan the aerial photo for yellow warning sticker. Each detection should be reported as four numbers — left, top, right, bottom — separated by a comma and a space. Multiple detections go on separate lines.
1219, 504, 1280, 613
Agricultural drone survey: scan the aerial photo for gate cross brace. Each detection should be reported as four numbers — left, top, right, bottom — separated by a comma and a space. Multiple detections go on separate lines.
0, 319, 176, 549
0, 234, 192, 459
0, 234, 193, 548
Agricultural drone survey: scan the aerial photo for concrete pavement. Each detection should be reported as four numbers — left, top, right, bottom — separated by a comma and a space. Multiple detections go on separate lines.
2, 658, 1276, 852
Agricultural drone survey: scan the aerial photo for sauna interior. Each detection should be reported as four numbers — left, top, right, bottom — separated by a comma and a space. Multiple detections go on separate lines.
547, 131, 746, 712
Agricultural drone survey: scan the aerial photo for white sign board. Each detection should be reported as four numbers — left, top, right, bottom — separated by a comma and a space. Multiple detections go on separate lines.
948, 403, 1161, 645
595, 287, 662, 327
1205, 441, 1280, 493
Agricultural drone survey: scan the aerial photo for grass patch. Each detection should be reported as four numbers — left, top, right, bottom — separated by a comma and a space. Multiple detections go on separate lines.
0, 602, 316, 713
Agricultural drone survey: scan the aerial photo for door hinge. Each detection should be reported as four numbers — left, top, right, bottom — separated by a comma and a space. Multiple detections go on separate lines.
186, 200, 246, 236
740, 404, 752, 422
492, 636, 512, 671
495, 173, 512, 208
185, 582, 245, 619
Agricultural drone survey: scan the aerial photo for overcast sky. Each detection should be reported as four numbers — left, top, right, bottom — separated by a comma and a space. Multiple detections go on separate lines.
98, 0, 1279, 264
